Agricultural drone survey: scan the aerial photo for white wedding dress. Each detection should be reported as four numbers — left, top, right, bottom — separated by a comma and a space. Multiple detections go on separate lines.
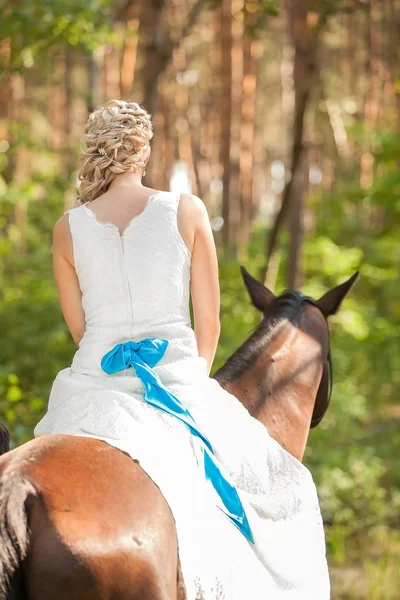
34, 190, 330, 599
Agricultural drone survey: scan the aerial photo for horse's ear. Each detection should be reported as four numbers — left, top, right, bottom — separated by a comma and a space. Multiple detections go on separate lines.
316, 272, 359, 318
240, 266, 276, 312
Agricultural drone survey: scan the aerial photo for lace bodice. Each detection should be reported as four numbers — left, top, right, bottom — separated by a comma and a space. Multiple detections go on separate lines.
68, 190, 201, 378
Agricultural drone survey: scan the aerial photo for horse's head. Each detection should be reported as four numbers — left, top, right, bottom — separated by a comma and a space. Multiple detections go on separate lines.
214, 267, 358, 460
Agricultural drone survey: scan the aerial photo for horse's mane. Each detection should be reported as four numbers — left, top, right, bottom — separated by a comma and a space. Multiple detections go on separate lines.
214, 291, 306, 382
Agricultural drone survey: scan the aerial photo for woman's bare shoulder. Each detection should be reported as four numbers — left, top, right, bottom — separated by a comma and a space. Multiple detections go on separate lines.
177, 192, 209, 225
53, 212, 74, 263
53, 213, 70, 239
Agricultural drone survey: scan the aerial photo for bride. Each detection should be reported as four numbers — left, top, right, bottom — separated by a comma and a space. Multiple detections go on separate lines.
34, 99, 330, 599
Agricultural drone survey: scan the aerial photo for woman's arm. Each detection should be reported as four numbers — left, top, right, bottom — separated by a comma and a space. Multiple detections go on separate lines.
53, 214, 86, 346
178, 193, 221, 374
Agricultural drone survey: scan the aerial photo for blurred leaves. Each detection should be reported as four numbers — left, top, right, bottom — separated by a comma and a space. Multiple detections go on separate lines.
0, 0, 114, 70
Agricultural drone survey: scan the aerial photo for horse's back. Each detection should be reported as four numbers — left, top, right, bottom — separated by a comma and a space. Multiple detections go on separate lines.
0, 435, 179, 600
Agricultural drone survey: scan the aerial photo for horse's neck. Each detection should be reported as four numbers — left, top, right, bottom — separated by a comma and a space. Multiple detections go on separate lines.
224, 374, 319, 461
221, 320, 324, 461
252, 378, 320, 460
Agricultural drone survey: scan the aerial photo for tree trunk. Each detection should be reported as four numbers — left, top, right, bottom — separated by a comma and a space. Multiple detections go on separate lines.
1, 40, 18, 185
204, 11, 225, 215
120, 17, 140, 98
360, 0, 381, 188
287, 145, 308, 288
64, 46, 75, 181
230, 0, 244, 251
174, 48, 196, 192
220, 0, 233, 248
238, 21, 257, 248
136, 0, 166, 114
263, 0, 323, 286
137, 0, 206, 116
389, 0, 400, 128
11, 74, 28, 253
87, 48, 102, 113
156, 85, 174, 189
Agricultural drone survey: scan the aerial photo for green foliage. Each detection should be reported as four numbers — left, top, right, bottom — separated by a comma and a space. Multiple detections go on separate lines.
204, 0, 279, 38
0, 0, 114, 70
0, 176, 76, 444
242, 1, 280, 39
303, 133, 400, 584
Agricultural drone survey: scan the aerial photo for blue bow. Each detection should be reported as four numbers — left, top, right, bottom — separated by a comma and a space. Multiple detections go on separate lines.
101, 338, 254, 543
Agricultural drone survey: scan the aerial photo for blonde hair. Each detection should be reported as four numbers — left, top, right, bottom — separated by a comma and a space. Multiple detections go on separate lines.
76, 99, 154, 205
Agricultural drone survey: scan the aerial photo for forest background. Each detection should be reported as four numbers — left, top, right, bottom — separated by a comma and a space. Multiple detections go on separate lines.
1, 0, 399, 597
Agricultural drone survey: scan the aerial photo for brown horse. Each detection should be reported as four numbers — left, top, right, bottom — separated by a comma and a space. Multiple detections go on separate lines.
0, 268, 358, 600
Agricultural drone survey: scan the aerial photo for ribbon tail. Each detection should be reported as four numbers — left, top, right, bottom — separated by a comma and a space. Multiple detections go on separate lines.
203, 446, 254, 544
133, 361, 213, 452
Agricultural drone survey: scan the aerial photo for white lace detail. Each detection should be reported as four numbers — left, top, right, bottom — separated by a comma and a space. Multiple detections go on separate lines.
82, 190, 163, 237
34, 189, 330, 599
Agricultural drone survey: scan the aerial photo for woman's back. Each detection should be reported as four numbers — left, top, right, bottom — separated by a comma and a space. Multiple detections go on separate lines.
68, 190, 201, 377
52, 98, 220, 376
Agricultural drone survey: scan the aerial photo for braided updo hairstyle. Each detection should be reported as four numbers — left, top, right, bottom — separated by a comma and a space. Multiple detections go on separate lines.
76, 99, 154, 205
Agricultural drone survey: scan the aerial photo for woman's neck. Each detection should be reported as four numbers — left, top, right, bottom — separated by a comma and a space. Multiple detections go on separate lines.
109, 170, 145, 190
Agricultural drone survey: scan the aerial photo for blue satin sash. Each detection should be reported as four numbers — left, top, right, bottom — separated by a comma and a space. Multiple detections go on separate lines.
101, 338, 254, 543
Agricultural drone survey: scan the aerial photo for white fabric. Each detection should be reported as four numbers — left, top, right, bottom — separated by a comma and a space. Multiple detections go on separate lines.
34, 190, 330, 599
